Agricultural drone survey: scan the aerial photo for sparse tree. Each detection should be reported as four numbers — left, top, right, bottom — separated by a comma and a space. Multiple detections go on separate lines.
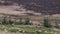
24, 18, 30, 25
2, 16, 7, 25
19, 17, 23, 25
43, 17, 51, 28
8, 16, 13, 25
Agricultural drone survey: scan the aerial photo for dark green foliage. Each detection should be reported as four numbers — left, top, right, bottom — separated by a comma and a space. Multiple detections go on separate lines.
9, 19, 13, 25
43, 18, 51, 28
8, 16, 13, 25
24, 18, 30, 25
2, 16, 8, 25
19, 17, 23, 25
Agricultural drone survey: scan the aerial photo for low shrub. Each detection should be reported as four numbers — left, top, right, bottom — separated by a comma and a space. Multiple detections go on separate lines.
43, 18, 52, 28
8, 28, 19, 32
0, 25, 6, 31
0, 27, 5, 31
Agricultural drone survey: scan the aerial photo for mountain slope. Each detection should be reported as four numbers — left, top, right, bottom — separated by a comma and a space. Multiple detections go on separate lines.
16, 0, 60, 15
0, 0, 60, 15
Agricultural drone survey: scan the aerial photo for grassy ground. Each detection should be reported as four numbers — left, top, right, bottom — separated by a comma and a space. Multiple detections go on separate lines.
0, 25, 60, 34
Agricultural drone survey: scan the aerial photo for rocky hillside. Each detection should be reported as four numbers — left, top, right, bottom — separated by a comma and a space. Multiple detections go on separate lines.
0, 0, 60, 15
17, 0, 60, 15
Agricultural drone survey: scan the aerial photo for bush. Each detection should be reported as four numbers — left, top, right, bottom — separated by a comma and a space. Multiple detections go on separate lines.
8, 20, 13, 25
17, 16, 24, 25
24, 18, 31, 25
2, 16, 8, 25
55, 24, 60, 29
0, 27, 5, 31
43, 17, 51, 28
8, 28, 18, 32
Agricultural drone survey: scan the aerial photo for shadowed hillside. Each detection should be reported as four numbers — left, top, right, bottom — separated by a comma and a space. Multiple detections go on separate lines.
0, 0, 60, 15
14, 0, 60, 15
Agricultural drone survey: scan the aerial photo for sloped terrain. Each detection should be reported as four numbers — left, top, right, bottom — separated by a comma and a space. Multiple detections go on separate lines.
0, 5, 41, 16
0, 0, 60, 15
0, 5, 26, 15
18, 0, 60, 15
